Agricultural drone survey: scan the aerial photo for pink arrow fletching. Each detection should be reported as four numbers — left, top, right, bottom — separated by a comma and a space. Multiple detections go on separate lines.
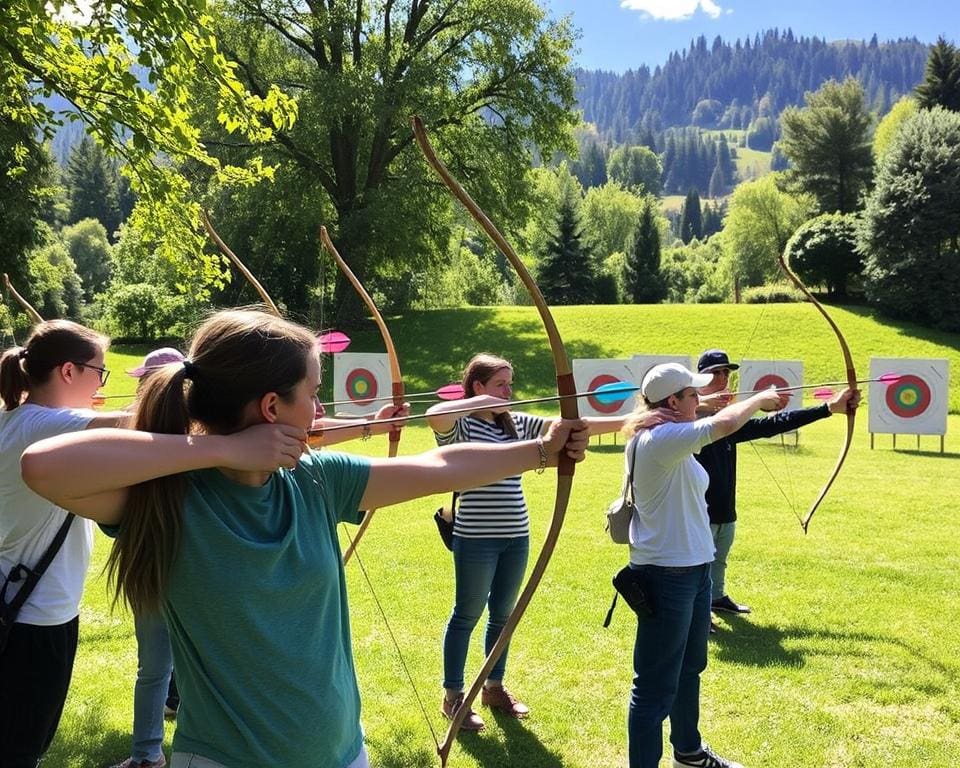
316, 331, 351, 354
876, 373, 902, 384
813, 387, 834, 400
436, 382, 465, 400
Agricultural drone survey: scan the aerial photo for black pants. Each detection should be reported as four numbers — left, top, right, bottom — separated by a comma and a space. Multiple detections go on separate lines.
0, 617, 79, 768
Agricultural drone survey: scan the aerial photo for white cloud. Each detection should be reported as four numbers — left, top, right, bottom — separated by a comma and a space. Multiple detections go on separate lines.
619, 0, 725, 21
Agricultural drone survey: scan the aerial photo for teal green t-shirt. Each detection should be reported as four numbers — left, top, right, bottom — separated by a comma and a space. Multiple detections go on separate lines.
163, 450, 370, 768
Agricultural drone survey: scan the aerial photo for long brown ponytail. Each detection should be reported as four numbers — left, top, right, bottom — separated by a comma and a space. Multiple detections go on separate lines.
107, 309, 317, 614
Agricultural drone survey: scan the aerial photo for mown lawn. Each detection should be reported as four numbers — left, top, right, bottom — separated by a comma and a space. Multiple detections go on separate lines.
49, 303, 960, 767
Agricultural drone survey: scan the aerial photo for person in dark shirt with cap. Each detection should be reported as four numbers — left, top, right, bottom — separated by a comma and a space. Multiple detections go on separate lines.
693, 349, 859, 618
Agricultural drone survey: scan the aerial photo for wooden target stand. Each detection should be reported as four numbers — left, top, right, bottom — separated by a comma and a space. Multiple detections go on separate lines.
870, 431, 945, 454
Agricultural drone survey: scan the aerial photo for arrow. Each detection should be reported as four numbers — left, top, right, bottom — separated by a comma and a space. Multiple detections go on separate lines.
735, 373, 901, 397
319, 382, 465, 408
308, 381, 637, 436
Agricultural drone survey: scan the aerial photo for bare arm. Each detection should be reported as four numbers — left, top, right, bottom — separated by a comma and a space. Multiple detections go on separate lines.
309, 402, 410, 446
359, 418, 589, 511
20, 425, 307, 525
538, 414, 626, 436
86, 411, 133, 429
425, 395, 509, 433
706, 389, 785, 440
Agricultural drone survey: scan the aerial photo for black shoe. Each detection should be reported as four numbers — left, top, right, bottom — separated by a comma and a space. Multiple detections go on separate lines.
711, 595, 750, 614
673, 744, 744, 767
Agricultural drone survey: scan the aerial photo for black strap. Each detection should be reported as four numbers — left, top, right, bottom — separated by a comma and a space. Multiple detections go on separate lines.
0, 514, 76, 626
602, 591, 619, 628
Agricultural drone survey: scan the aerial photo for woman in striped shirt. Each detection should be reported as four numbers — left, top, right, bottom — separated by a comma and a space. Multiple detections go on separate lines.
427, 353, 622, 731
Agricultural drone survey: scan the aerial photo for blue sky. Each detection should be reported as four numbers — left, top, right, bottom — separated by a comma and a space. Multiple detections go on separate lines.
543, 0, 957, 71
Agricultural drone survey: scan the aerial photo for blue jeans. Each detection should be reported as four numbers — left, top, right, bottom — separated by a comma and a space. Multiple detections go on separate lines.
627, 563, 711, 768
442, 535, 529, 690
709, 522, 736, 601
131, 611, 174, 762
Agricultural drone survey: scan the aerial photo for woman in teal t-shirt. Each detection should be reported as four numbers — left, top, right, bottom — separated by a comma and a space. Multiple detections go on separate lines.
21, 309, 589, 768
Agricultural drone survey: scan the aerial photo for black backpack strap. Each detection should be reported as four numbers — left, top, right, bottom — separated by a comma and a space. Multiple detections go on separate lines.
0, 514, 76, 622
603, 591, 619, 628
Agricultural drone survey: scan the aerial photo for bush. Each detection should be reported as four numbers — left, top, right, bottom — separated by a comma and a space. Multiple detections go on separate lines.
741, 283, 805, 303
104, 283, 191, 339
784, 213, 861, 298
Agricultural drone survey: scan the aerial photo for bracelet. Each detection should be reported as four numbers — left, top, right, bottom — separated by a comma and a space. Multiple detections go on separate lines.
535, 436, 547, 474
361, 423, 372, 441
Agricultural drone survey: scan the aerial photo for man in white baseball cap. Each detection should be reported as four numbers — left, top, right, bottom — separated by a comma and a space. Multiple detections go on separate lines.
640, 362, 713, 406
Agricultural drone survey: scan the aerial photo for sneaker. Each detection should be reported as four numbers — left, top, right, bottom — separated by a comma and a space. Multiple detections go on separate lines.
481, 684, 530, 718
107, 757, 167, 768
441, 693, 485, 731
711, 595, 750, 614
163, 704, 177, 720
673, 744, 744, 768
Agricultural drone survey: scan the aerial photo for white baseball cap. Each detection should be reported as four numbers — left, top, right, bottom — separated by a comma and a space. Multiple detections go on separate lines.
641, 362, 713, 403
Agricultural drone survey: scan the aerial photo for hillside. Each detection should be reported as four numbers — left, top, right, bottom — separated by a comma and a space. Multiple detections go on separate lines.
575, 29, 929, 141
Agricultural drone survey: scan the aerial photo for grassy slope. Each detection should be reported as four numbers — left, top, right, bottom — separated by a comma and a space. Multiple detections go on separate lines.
53, 303, 960, 767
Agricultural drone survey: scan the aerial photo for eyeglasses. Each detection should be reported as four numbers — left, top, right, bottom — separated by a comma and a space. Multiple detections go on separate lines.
70, 361, 110, 387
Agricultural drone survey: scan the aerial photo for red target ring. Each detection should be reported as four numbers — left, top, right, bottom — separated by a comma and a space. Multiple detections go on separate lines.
753, 373, 789, 392
885, 374, 931, 418
587, 373, 625, 414
345, 368, 379, 405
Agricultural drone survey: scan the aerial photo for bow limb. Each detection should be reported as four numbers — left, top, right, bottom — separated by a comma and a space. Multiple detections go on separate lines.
319, 227, 404, 565
413, 116, 577, 765
201, 210, 281, 317
3, 273, 43, 324
777, 250, 856, 534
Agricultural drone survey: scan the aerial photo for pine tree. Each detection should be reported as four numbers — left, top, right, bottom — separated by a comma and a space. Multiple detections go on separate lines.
537, 190, 596, 305
708, 162, 726, 198
915, 37, 960, 112
65, 136, 122, 238
679, 189, 703, 243
623, 197, 666, 303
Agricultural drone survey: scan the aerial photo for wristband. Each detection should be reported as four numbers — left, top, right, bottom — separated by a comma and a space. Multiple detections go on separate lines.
535, 436, 547, 474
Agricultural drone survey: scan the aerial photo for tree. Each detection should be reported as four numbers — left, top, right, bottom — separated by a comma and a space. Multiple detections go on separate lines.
0, 112, 60, 290
65, 137, 121, 238
859, 108, 960, 331
914, 37, 960, 112
537, 187, 596, 305
779, 78, 874, 214
1, 1, 296, 294
623, 196, 666, 303
581, 181, 644, 262
606, 145, 663, 194
679, 189, 703, 244
62, 218, 113, 300
873, 97, 917, 162
204, 0, 577, 320
721, 175, 814, 289
784, 213, 860, 298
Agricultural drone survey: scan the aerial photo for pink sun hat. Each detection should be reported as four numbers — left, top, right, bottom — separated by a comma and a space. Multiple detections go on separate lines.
127, 347, 186, 378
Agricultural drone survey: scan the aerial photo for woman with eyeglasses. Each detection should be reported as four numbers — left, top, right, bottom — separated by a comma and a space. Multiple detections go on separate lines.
1, 320, 129, 768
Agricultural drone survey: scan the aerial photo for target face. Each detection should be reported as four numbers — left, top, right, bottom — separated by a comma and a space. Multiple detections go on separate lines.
345, 368, 379, 405
752, 373, 790, 392
333, 352, 390, 417
869, 358, 947, 435
572, 358, 642, 418
587, 373, 625, 414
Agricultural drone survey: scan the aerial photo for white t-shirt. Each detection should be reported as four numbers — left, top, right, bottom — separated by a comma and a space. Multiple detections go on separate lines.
628, 419, 717, 568
1, 403, 95, 625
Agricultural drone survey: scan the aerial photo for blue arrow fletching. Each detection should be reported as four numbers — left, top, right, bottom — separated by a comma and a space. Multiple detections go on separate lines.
592, 381, 639, 404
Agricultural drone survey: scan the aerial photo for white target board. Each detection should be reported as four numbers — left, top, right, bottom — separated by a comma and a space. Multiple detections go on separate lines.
333, 352, 391, 416
572, 359, 641, 418
868, 358, 948, 436
737, 360, 803, 412
631, 354, 693, 388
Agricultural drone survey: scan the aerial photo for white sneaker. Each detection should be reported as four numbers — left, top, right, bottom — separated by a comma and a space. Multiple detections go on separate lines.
673, 744, 744, 768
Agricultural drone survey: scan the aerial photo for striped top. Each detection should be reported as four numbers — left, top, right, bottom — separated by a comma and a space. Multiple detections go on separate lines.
434, 412, 545, 539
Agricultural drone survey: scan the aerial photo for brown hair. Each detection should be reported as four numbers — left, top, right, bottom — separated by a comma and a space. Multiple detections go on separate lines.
461, 353, 517, 439
107, 309, 317, 614
0, 320, 107, 411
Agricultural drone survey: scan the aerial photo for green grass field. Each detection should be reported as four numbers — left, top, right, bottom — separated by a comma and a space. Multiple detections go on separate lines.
50, 303, 960, 767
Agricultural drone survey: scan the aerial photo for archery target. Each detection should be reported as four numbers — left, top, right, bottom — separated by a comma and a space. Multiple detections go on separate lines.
868, 358, 948, 436
738, 360, 803, 413
572, 359, 641, 418
333, 352, 390, 417
631, 355, 693, 387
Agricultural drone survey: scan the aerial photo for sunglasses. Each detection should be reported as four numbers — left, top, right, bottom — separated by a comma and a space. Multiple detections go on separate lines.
70, 361, 110, 387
